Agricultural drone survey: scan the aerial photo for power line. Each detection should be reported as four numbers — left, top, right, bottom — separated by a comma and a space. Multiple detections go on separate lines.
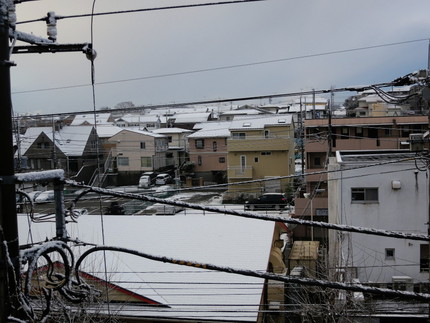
16, 0, 266, 25
75, 244, 430, 301
65, 174, 430, 242
11, 39, 427, 97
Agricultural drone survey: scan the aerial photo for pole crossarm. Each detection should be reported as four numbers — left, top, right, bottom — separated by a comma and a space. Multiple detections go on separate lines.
11, 43, 91, 54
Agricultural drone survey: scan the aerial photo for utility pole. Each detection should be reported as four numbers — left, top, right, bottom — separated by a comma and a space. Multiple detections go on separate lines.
0, 3, 94, 319
0, 1, 20, 321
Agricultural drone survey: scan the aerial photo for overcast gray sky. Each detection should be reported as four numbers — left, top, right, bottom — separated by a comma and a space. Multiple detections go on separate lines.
10, 0, 430, 114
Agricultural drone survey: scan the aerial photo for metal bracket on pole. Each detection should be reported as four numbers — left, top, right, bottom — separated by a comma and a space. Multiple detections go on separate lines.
11, 43, 92, 54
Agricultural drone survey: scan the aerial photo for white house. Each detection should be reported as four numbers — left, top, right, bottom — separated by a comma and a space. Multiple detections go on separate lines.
328, 150, 428, 285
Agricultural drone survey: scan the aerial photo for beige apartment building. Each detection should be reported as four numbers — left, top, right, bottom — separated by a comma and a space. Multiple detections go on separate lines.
227, 115, 295, 198
108, 129, 168, 183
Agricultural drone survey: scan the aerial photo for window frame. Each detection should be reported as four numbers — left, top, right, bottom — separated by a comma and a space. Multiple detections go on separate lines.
385, 248, 395, 260
195, 139, 205, 149
140, 156, 152, 168
351, 187, 378, 203
117, 156, 129, 167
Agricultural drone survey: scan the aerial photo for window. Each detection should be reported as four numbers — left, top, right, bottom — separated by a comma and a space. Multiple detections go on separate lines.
37, 142, 50, 149
140, 142, 146, 149
254, 157, 259, 163
232, 132, 246, 139
219, 157, 225, 163
314, 157, 321, 166
355, 127, 363, 136
198, 156, 202, 166
351, 188, 378, 203
240, 155, 246, 172
213, 141, 217, 151
385, 248, 395, 260
195, 139, 204, 149
420, 244, 429, 272
141, 157, 152, 168
167, 136, 172, 143
261, 151, 272, 156
341, 127, 349, 138
117, 156, 129, 166
264, 130, 270, 138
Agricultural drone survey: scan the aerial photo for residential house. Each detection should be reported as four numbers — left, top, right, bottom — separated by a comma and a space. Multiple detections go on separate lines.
108, 129, 168, 184
144, 107, 213, 129
114, 113, 161, 130
152, 127, 193, 171
294, 115, 428, 242
327, 150, 428, 285
21, 126, 99, 177
287, 96, 329, 123
187, 121, 231, 184
349, 86, 416, 117
226, 115, 295, 198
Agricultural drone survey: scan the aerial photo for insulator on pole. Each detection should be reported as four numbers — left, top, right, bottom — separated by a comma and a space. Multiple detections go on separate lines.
46, 11, 57, 42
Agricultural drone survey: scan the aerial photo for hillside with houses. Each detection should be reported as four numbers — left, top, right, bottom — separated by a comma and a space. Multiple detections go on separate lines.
11, 84, 430, 321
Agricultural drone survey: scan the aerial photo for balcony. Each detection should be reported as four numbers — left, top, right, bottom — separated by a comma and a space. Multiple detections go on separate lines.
227, 166, 253, 179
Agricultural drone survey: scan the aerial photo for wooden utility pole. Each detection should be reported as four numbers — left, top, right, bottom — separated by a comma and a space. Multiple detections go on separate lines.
0, 1, 20, 321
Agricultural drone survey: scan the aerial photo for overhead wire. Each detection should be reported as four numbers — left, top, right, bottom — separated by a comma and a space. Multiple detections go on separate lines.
16, 0, 266, 25
10, 39, 428, 100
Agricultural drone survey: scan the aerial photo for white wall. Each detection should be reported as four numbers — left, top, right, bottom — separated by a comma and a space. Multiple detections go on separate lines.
328, 156, 428, 283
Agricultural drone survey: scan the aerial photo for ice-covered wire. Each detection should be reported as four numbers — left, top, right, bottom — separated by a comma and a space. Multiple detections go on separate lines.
75, 245, 430, 301
65, 180, 430, 242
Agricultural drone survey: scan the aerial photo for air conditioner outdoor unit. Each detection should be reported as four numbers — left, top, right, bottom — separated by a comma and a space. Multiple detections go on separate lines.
409, 133, 425, 152
392, 276, 413, 292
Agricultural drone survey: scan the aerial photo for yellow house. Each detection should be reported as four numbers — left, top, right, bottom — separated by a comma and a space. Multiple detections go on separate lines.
227, 115, 295, 197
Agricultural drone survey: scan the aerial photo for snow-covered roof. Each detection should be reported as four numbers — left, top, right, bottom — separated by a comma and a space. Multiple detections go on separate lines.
70, 113, 112, 126
115, 114, 160, 123
55, 126, 95, 156
171, 112, 211, 124
189, 121, 232, 138
152, 127, 193, 134
358, 94, 382, 103
229, 115, 293, 130
95, 125, 123, 138
20, 127, 53, 155
18, 212, 275, 321
20, 126, 95, 157
287, 103, 327, 113
220, 108, 264, 116
110, 128, 166, 139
